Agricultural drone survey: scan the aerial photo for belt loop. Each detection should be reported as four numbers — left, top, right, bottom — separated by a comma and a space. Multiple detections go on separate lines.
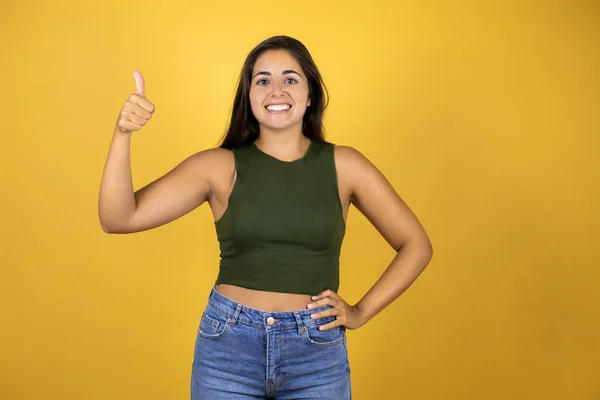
293, 311, 305, 334
229, 303, 242, 326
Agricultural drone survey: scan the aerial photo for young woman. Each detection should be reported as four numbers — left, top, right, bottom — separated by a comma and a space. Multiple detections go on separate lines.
99, 35, 433, 399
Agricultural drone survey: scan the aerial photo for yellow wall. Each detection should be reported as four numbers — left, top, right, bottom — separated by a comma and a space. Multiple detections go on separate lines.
1, 1, 598, 399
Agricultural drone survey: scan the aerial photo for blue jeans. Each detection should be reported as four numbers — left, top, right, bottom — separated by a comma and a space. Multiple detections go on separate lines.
191, 285, 352, 399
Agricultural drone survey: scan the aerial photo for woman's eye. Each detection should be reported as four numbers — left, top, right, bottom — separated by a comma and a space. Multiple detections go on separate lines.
256, 78, 297, 85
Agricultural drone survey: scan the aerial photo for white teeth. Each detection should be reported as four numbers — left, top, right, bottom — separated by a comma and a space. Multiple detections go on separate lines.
266, 104, 291, 111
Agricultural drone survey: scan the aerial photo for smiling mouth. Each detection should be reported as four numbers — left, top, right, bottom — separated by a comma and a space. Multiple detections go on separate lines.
265, 104, 292, 113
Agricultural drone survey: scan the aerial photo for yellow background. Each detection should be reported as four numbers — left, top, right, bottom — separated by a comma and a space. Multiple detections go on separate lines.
1, 0, 598, 399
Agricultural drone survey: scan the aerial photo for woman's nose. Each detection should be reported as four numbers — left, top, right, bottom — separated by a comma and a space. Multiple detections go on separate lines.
269, 82, 284, 95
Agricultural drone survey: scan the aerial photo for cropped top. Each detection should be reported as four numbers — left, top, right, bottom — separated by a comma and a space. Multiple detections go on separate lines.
214, 139, 346, 295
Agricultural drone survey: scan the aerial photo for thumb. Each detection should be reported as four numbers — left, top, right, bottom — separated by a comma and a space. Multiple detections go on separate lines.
133, 70, 145, 97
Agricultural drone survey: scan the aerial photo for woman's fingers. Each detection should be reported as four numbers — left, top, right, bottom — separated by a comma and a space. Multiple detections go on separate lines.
115, 71, 155, 134
133, 70, 145, 97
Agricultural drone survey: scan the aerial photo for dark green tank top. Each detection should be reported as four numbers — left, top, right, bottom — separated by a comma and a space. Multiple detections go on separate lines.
214, 139, 346, 295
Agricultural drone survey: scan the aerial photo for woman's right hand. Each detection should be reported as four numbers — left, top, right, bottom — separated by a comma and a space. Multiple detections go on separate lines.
116, 70, 155, 134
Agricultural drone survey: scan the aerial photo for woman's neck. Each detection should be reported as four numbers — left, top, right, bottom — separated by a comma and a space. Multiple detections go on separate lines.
253, 133, 311, 161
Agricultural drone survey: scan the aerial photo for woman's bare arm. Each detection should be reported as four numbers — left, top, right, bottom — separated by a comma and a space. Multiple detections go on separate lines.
98, 136, 220, 234
98, 70, 222, 234
334, 145, 433, 326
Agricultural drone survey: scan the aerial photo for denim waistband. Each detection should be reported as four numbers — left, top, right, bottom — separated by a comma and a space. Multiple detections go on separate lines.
206, 285, 336, 332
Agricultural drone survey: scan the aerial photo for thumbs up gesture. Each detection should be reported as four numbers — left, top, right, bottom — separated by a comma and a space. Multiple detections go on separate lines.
116, 71, 155, 134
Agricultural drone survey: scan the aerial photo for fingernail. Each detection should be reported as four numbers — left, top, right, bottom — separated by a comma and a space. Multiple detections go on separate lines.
307, 304, 313, 309
311, 296, 317, 300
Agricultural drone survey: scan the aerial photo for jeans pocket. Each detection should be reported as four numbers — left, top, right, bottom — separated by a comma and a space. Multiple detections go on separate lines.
197, 305, 231, 341
303, 319, 346, 348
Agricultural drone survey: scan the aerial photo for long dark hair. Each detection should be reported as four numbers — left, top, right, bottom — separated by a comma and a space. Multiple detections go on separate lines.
219, 35, 330, 149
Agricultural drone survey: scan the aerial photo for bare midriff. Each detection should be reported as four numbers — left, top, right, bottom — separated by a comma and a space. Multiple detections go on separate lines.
214, 284, 313, 312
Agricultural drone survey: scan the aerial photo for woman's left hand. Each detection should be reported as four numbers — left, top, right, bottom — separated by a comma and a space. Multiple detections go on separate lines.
307, 289, 367, 331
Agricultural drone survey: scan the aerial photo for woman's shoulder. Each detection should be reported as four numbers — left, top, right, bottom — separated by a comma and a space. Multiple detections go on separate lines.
332, 144, 369, 168
331, 143, 383, 188
331, 143, 359, 155
183, 147, 235, 182
187, 146, 235, 164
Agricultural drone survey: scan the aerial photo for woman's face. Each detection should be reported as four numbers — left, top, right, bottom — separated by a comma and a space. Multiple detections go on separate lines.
249, 49, 311, 134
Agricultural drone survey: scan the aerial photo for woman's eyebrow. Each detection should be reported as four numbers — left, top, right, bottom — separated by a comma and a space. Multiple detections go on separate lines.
253, 69, 302, 78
